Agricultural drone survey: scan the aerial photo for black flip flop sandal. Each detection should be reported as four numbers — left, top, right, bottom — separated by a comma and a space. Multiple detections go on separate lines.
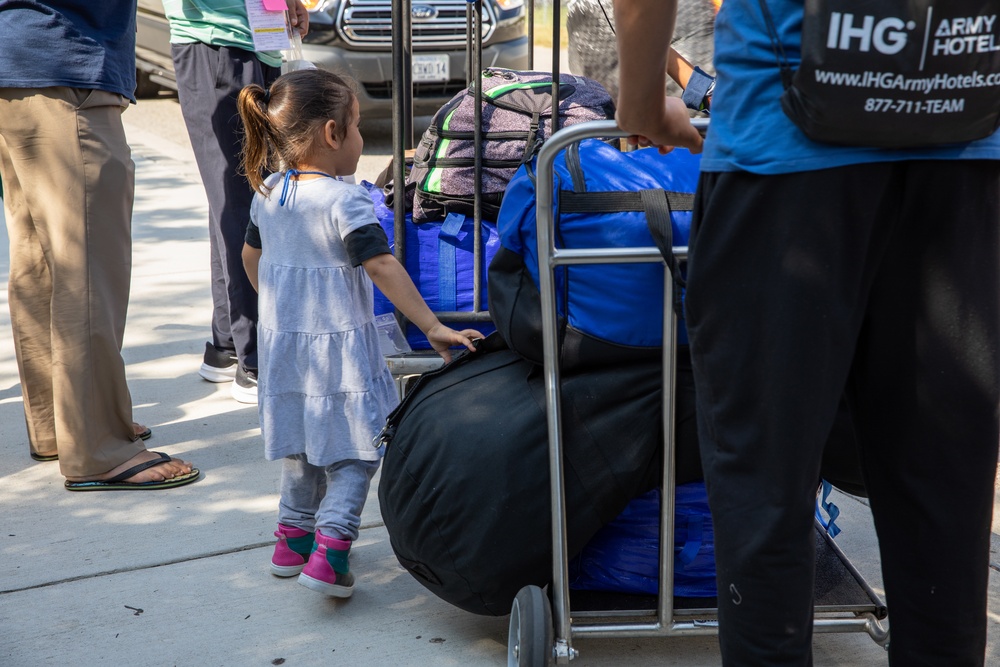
64, 452, 200, 491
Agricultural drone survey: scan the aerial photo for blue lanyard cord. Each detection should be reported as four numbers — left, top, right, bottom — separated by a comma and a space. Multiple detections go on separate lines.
278, 169, 336, 206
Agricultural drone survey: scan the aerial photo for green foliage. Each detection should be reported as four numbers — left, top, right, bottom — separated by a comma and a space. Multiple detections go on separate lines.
531, 3, 569, 48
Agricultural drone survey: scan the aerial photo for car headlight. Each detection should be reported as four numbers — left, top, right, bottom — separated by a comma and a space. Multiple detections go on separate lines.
300, 0, 337, 12
493, 0, 525, 10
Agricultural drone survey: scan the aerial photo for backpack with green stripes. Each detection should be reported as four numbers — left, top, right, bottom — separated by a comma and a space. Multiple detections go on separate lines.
405, 68, 615, 224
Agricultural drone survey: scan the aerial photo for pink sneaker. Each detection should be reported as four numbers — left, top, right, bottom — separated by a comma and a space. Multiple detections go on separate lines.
298, 530, 355, 597
271, 524, 314, 577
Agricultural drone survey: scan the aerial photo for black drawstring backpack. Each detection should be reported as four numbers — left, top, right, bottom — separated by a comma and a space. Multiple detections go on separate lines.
759, 0, 1000, 148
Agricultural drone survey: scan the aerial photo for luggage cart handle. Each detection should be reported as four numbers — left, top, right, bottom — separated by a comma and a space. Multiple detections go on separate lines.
535, 118, 709, 249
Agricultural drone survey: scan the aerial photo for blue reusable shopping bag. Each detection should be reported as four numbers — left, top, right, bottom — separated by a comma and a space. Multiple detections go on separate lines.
364, 181, 499, 349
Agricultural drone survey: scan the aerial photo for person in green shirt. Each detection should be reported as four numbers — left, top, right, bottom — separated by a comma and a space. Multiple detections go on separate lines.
165, 0, 308, 405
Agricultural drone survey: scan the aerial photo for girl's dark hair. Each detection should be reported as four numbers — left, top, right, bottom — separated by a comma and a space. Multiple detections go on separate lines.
237, 69, 357, 195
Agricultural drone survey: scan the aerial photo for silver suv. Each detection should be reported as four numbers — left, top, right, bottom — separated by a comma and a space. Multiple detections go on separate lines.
135, 0, 530, 118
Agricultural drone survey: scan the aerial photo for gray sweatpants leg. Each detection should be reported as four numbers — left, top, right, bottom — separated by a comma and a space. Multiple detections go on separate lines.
277, 454, 380, 541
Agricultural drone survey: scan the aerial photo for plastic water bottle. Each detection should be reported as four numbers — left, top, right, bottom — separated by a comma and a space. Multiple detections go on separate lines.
283, 15, 316, 73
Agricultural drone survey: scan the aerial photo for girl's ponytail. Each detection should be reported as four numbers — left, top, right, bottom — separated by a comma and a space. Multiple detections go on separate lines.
238, 84, 273, 195
237, 70, 358, 195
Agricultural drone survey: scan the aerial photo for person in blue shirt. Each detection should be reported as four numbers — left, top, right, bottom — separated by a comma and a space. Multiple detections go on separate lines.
615, 0, 1000, 664
0, 1, 199, 490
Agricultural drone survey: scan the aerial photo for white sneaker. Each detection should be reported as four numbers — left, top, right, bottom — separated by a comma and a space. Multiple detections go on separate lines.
198, 342, 238, 383
231, 365, 258, 404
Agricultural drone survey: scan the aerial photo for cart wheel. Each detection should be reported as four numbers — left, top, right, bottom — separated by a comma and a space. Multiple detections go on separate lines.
508, 585, 554, 667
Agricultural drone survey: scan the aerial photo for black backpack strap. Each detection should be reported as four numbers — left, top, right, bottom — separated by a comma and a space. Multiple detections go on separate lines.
757, 0, 794, 89
521, 112, 541, 164
638, 189, 687, 320
639, 188, 681, 281
558, 190, 694, 215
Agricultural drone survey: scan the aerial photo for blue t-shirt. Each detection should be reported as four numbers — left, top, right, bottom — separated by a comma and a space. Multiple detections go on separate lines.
0, 1, 138, 102
702, 0, 1000, 174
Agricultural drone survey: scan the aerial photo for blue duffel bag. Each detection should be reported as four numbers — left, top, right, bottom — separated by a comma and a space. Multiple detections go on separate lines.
488, 139, 700, 370
364, 181, 500, 350
568, 482, 717, 598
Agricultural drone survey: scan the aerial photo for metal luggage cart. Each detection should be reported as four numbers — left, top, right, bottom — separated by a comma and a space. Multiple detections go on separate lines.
506, 118, 890, 665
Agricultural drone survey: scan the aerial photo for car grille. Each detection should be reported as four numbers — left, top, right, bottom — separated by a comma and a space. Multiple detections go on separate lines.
363, 80, 468, 99
338, 0, 496, 47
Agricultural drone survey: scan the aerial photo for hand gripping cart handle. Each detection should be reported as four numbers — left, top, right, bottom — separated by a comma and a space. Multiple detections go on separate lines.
506, 118, 890, 666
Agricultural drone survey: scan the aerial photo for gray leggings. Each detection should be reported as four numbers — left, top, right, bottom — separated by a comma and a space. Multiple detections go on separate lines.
278, 454, 380, 541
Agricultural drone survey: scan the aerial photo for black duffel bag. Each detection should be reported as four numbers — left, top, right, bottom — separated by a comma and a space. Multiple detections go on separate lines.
376, 333, 701, 616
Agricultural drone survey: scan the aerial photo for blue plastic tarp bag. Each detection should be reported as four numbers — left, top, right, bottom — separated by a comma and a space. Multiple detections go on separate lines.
488, 139, 700, 370
363, 181, 499, 349
568, 482, 717, 598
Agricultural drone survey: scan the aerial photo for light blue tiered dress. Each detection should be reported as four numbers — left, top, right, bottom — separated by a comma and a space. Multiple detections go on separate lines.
251, 173, 398, 465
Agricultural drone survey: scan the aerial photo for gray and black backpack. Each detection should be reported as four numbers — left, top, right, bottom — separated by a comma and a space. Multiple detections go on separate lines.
400, 68, 616, 224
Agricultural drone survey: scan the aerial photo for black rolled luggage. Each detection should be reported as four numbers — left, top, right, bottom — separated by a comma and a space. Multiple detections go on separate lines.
377, 334, 701, 615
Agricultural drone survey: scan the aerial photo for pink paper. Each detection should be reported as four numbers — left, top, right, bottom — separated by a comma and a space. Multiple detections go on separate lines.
261, 0, 286, 11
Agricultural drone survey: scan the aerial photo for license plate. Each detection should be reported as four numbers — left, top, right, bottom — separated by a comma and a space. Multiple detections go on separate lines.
412, 54, 449, 83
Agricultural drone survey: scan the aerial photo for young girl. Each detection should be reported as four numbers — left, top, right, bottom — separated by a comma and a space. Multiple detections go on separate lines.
236, 69, 480, 598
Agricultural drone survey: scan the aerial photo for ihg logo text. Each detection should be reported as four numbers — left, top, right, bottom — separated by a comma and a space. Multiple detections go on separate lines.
826, 12, 915, 55
827, 11, 999, 56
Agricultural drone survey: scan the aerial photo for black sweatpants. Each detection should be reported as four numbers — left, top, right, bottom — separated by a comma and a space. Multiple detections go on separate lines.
685, 160, 1000, 666
171, 43, 281, 372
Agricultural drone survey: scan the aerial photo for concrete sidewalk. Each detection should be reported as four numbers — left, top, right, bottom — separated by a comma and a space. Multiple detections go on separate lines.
0, 116, 998, 667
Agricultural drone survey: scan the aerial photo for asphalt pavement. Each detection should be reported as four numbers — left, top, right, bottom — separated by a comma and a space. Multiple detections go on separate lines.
0, 93, 999, 667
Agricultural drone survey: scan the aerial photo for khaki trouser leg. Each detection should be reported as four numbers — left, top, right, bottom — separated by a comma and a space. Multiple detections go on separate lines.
0, 87, 142, 476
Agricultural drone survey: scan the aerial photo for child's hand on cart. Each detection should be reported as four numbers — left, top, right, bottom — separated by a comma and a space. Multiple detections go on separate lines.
425, 325, 482, 364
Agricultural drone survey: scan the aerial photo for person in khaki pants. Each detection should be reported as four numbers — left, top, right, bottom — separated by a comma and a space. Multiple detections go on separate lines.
0, 1, 198, 491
